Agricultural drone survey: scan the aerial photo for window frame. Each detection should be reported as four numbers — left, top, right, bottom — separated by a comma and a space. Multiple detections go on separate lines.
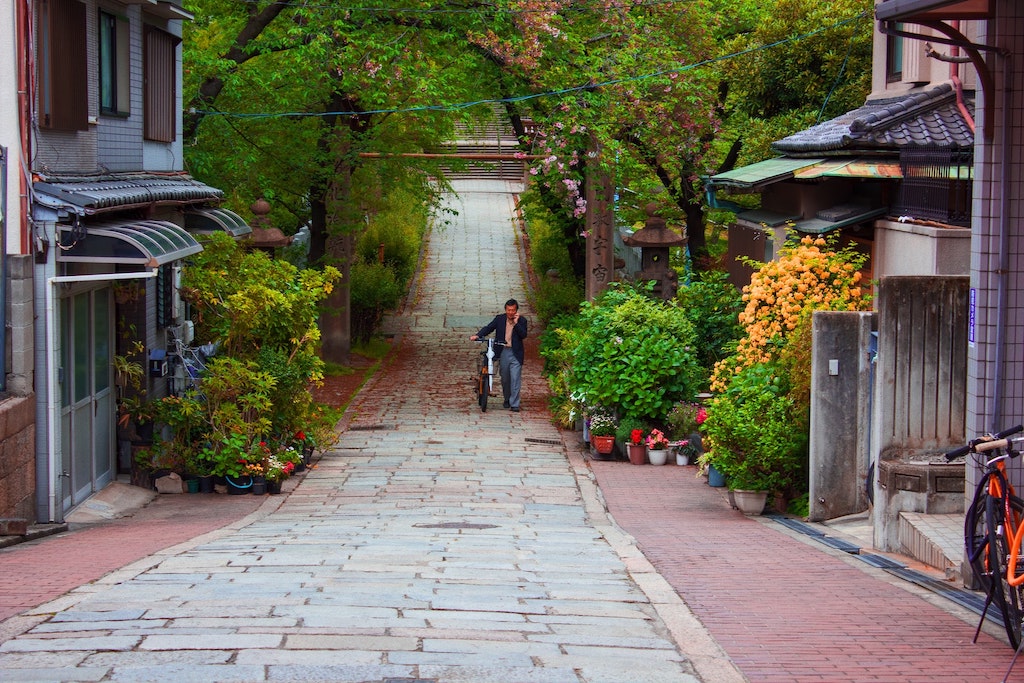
98, 9, 131, 117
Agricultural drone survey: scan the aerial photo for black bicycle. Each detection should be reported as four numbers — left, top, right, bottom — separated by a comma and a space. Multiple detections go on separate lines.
947, 424, 1024, 654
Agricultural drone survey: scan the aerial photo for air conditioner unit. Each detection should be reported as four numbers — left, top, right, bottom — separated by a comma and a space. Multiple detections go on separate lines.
180, 320, 195, 345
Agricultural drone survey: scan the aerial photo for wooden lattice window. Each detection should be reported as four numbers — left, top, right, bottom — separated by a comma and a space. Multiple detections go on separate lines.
144, 25, 179, 143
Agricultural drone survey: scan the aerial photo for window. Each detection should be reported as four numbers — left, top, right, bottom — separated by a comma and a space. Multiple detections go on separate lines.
886, 23, 904, 83
99, 10, 130, 116
39, 0, 88, 131
144, 25, 179, 142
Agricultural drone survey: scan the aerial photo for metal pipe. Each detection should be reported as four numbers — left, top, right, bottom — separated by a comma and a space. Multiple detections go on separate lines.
991, 51, 1013, 431
44, 269, 157, 523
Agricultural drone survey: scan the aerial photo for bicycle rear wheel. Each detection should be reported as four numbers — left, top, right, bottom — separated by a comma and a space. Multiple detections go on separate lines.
991, 492, 1024, 649
968, 478, 1024, 649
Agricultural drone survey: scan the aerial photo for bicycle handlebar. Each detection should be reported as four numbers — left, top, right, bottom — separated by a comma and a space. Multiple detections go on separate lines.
945, 424, 1024, 461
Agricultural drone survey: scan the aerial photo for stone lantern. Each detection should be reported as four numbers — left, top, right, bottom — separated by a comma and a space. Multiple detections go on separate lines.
248, 197, 293, 255
622, 203, 687, 299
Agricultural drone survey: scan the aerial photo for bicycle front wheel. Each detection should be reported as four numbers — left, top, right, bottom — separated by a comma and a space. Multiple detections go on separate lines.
478, 367, 489, 412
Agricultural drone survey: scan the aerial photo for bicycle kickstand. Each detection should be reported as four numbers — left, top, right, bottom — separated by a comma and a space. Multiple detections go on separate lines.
1002, 634, 1024, 683
974, 591, 995, 644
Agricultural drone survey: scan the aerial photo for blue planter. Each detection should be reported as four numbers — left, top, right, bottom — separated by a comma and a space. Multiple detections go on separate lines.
707, 464, 726, 488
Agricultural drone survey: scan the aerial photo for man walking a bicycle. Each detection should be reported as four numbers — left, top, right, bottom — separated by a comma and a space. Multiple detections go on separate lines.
470, 299, 528, 412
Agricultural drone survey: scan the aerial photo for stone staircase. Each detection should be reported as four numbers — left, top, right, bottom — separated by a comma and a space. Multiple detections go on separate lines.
438, 106, 524, 181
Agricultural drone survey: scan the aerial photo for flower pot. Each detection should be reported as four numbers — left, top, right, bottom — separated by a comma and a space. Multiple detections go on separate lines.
267, 480, 282, 495
647, 448, 668, 466
198, 475, 215, 493
627, 443, 646, 465
591, 435, 615, 455
707, 464, 726, 487
251, 476, 267, 496
732, 489, 768, 515
185, 478, 200, 494
675, 451, 691, 466
225, 475, 253, 495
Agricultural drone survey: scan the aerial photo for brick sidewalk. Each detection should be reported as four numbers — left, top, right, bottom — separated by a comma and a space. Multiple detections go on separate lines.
588, 456, 1016, 682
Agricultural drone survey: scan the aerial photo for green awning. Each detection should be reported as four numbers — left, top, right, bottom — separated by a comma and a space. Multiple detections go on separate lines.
707, 157, 825, 191
793, 206, 887, 234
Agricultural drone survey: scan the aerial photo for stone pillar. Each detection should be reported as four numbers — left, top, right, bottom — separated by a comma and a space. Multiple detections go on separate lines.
584, 162, 614, 301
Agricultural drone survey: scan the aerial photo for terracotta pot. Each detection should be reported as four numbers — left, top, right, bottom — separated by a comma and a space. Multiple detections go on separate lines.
592, 435, 615, 454
627, 443, 646, 465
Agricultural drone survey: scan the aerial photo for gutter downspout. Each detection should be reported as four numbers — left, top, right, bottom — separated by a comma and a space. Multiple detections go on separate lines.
44, 269, 157, 523
991, 52, 1013, 431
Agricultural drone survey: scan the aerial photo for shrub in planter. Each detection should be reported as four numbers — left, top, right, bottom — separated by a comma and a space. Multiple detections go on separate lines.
702, 362, 807, 494
570, 283, 702, 422
350, 260, 401, 344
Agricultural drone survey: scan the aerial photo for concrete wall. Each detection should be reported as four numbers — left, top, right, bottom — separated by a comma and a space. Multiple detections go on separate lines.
7, 255, 33, 395
0, 396, 36, 522
874, 220, 970, 277
871, 276, 969, 551
808, 311, 876, 522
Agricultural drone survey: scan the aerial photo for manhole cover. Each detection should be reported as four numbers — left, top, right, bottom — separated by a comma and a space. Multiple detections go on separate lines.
414, 522, 499, 530
348, 424, 395, 431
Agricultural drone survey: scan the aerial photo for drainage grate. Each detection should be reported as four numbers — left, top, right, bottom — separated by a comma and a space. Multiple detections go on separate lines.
525, 437, 562, 446
348, 424, 395, 431
857, 553, 907, 570
818, 536, 862, 554
414, 522, 499, 530
766, 514, 826, 537
887, 567, 1000, 623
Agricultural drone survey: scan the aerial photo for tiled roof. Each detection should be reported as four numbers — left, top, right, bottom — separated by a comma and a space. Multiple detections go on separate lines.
34, 172, 223, 214
772, 84, 974, 156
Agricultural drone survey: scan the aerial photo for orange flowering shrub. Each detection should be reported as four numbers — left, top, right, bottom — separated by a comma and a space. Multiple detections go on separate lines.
711, 234, 870, 392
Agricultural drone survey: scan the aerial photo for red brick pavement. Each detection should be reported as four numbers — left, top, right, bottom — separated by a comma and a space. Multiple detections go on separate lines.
589, 458, 1019, 683
0, 492, 266, 624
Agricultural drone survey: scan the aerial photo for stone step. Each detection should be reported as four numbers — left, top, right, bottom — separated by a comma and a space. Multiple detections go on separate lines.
898, 511, 962, 579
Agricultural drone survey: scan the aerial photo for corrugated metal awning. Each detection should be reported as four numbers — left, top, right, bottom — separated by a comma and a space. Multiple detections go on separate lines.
57, 219, 203, 267
793, 205, 887, 235
185, 208, 253, 238
791, 159, 903, 179
706, 158, 825, 191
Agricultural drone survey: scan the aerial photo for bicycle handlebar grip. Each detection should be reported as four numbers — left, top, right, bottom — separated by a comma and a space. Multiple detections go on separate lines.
975, 438, 1011, 453
944, 425, 1024, 461
996, 424, 1024, 439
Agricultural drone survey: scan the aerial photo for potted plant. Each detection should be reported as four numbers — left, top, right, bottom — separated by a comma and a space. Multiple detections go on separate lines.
645, 428, 670, 466
615, 415, 647, 465
588, 413, 617, 457
702, 363, 808, 513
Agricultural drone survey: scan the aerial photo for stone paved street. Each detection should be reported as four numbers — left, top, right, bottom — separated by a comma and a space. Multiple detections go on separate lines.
0, 179, 1018, 682
0, 180, 737, 682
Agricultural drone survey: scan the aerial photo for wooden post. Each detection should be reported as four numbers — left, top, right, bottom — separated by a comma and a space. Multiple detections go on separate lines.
584, 156, 615, 301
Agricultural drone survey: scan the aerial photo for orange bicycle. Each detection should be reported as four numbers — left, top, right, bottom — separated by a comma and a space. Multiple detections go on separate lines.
947, 424, 1024, 658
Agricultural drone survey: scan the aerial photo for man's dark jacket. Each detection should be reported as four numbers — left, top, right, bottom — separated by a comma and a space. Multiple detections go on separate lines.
476, 315, 528, 364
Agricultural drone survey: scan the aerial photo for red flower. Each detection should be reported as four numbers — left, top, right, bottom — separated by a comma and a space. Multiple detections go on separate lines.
630, 429, 643, 445
696, 407, 708, 425
295, 431, 306, 441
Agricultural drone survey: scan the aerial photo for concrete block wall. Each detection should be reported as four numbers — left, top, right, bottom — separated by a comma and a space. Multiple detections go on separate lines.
0, 396, 36, 522
7, 255, 33, 396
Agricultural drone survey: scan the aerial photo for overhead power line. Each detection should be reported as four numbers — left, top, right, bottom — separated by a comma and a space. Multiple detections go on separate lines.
188, 10, 870, 120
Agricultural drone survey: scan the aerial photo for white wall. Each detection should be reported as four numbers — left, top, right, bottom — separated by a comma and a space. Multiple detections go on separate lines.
0, 0, 23, 253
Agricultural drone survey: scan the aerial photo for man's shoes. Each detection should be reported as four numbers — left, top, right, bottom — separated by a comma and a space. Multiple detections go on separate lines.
511, 406, 521, 412
503, 401, 510, 409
